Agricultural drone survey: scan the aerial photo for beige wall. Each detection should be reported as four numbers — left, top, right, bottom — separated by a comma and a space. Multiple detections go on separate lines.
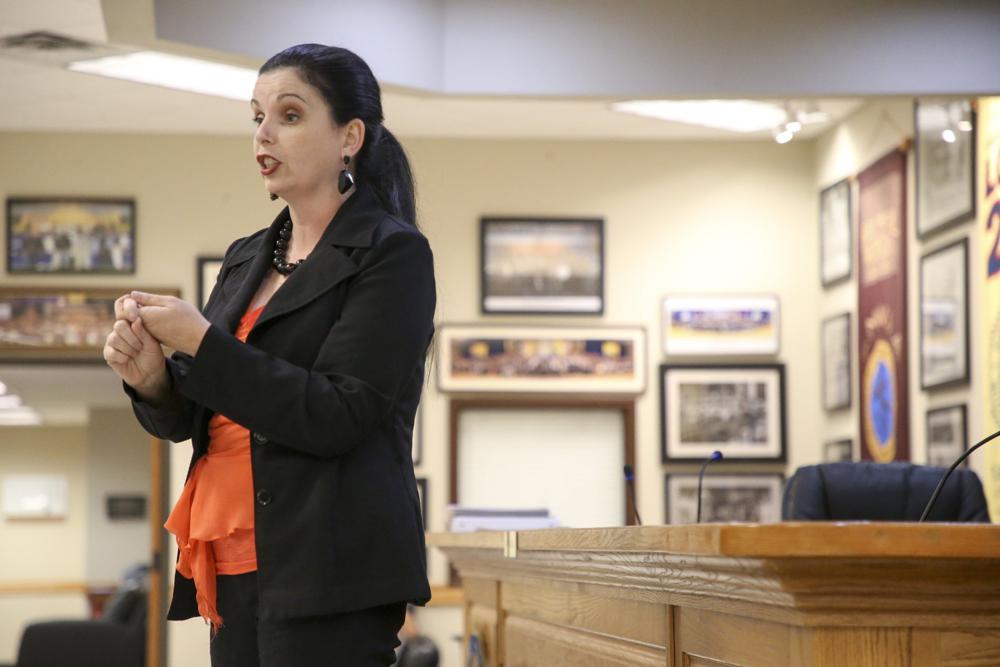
1, 127, 821, 666
815, 98, 984, 483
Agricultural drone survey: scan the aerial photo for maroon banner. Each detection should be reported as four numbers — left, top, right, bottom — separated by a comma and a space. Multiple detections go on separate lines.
858, 149, 909, 462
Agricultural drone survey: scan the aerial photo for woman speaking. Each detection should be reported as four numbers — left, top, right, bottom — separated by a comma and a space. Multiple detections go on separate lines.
103, 44, 435, 666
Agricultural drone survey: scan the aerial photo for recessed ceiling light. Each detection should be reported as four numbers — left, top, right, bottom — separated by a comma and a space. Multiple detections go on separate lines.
67, 51, 257, 101
612, 99, 789, 133
0, 394, 23, 409
0, 407, 41, 426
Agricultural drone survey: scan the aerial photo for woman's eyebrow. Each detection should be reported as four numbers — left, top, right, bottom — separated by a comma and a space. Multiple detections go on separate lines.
249, 92, 308, 106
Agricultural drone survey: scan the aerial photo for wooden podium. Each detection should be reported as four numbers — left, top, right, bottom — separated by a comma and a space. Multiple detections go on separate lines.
427, 523, 1000, 666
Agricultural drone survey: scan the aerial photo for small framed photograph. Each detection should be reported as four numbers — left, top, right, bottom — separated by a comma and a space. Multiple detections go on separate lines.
920, 239, 969, 390
196, 256, 224, 311
480, 217, 604, 315
824, 439, 853, 462
926, 404, 968, 468
914, 99, 976, 239
7, 197, 136, 274
664, 472, 784, 524
660, 364, 786, 463
821, 313, 852, 411
415, 477, 428, 528
0, 286, 181, 362
661, 295, 780, 357
819, 178, 853, 287
438, 324, 646, 394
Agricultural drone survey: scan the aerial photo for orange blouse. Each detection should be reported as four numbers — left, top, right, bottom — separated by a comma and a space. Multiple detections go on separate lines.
164, 301, 264, 636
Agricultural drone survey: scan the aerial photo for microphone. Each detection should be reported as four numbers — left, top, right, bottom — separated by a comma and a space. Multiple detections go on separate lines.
696, 451, 724, 524
623, 464, 642, 526
919, 428, 1000, 522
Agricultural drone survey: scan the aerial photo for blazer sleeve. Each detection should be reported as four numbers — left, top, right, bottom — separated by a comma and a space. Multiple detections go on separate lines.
122, 237, 243, 443
175, 229, 436, 459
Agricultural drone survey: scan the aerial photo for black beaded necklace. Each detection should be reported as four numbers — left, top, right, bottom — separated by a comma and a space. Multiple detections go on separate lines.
272, 217, 304, 275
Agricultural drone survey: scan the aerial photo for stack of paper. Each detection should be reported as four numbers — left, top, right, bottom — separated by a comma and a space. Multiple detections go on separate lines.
446, 505, 561, 532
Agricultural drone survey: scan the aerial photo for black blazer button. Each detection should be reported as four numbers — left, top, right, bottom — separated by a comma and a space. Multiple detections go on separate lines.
252, 432, 268, 445
256, 489, 273, 506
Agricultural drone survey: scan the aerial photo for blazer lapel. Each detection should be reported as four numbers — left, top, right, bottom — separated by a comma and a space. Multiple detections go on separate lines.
222, 184, 385, 335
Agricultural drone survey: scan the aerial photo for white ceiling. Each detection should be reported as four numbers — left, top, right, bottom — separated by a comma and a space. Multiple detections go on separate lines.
0, 0, 867, 426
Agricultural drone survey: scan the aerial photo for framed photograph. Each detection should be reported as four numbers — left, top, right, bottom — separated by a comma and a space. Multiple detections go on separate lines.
819, 178, 853, 287
480, 217, 604, 315
920, 239, 969, 390
824, 439, 853, 462
664, 472, 784, 524
914, 98, 976, 239
438, 324, 646, 394
0, 286, 181, 362
197, 256, 224, 311
660, 364, 786, 463
926, 404, 968, 468
7, 197, 136, 274
415, 477, 428, 528
821, 313, 852, 411
660, 295, 780, 357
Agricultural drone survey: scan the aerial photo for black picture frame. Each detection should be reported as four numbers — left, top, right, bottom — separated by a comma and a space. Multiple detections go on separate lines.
914, 99, 977, 240
819, 178, 853, 288
926, 404, 968, 468
196, 256, 224, 311
6, 197, 137, 274
664, 472, 785, 524
919, 238, 970, 390
479, 217, 604, 315
821, 312, 852, 411
660, 364, 787, 464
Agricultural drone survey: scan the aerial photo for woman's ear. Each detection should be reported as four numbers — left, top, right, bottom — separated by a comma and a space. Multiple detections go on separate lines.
343, 118, 366, 158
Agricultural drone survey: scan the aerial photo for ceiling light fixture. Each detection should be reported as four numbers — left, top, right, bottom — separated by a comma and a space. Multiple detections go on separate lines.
612, 99, 789, 133
67, 51, 257, 101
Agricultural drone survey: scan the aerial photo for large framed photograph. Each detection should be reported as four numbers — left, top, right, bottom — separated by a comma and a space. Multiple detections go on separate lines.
821, 313, 852, 411
920, 239, 969, 390
819, 178, 853, 287
664, 473, 784, 524
824, 439, 853, 462
480, 217, 604, 315
914, 98, 976, 239
660, 364, 786, 463
660, 295, 780, 357
926, 404, 968, 468
438, 324, 646, 394
7, 197, 136, 274
196, 256, 224, 311
0, 286, 180, 362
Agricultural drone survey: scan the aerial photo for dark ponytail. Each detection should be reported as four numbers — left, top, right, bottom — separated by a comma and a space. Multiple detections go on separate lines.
259, 44, 418, 229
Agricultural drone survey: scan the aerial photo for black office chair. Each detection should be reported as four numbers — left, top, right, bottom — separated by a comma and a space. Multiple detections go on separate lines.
11, 564, 148, 667
782, 461, 990, 522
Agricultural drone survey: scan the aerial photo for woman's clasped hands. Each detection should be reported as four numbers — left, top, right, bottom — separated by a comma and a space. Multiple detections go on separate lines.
103, 291, 212, 399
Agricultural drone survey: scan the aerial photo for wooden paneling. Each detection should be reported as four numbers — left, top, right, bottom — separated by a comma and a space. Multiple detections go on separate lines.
502, 579, 667, 647
675, 607, 795, 667
910, 628, 1000, 666
798, 627, 910, 667
504, 615, 664, 667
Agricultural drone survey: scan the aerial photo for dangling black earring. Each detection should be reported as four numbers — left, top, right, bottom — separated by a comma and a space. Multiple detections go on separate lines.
337, 155, 354, 194
269, 192, 278, 201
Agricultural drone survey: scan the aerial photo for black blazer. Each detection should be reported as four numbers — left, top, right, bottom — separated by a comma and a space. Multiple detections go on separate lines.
123, 182, 435, 621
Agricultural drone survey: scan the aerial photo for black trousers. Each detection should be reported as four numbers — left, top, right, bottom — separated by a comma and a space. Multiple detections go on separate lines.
208, 571, 406, 667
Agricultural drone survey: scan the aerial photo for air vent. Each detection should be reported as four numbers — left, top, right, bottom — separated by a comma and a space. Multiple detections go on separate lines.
0, 31, 94, 52
0, 30, 122, 67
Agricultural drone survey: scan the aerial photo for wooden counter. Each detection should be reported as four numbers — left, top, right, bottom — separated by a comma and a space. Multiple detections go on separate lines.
427, 523, 1000, 666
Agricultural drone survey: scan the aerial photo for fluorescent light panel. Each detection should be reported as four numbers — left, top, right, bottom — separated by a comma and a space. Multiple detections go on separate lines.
612, 99, 790, 133
67, 51, 257, 101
